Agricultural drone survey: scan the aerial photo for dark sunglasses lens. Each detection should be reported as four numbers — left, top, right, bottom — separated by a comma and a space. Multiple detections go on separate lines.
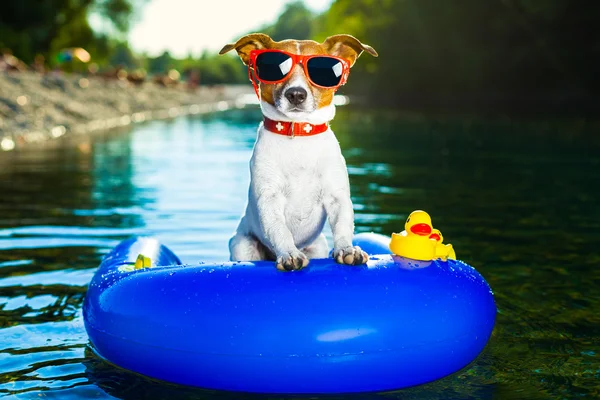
255, 52, 293, 82
307, 57, 344, 87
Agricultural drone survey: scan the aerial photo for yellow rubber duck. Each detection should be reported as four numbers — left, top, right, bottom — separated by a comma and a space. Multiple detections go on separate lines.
134, 254, 152, 270
117, 254, 153, 272
429, 229, 457, 261
389, 210, 438, 261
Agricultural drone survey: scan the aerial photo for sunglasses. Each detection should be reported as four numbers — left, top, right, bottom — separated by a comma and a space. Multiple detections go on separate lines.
248, 49, 350, 90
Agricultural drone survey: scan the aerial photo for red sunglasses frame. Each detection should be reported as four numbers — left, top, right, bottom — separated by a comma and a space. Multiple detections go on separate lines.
247, 49, 350, 98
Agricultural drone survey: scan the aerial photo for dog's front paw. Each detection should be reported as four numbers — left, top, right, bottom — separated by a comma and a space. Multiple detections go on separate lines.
276, 251, 309, 271
334, 246, 369, 265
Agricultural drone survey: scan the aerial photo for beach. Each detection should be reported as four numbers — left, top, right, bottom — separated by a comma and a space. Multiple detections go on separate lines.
0, 71, 255, 151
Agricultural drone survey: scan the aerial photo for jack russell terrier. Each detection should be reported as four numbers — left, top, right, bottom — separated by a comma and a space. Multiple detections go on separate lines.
219, 33, 378, 271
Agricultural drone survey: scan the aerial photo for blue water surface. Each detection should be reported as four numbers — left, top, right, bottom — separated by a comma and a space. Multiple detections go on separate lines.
0, 107, 599, 399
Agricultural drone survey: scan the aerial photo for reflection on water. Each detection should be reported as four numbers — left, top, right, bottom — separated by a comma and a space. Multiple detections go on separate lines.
0, 108, 599, 399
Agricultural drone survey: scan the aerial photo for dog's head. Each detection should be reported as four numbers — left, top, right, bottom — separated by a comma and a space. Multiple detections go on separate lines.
219, 33, 377, 123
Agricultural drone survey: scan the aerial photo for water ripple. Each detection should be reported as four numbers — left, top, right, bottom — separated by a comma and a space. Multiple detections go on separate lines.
0, 111, 599, 399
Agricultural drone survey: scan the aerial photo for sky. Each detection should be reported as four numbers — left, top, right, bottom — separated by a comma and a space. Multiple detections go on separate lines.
120, 0, 334, 58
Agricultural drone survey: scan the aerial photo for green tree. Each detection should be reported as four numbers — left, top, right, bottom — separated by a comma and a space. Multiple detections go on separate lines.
109, 41, 139, 68
262, 1, 316, 41
315, 0, 599, 112
146, 51, 173, 74
0, 0, 144, 64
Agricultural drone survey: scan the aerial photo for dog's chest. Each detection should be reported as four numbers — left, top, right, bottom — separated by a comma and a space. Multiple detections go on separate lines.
277, 149, 327, 231
278, 145, 324, 204
252, 127, 335, 201
247, 126, 343, 244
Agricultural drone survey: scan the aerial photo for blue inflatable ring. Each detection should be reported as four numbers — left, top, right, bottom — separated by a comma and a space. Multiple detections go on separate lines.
83, 233, 496, 394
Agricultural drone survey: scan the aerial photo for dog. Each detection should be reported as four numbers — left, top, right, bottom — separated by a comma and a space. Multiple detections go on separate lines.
219, 33, 378, 271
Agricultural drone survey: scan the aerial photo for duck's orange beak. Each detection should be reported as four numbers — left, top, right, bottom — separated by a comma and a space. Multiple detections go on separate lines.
410, 223, 432, 236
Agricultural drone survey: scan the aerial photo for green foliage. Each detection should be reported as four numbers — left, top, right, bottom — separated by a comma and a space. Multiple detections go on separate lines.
93, 0, 137, 33
261, 1, 316, 41
315, 0, 600, 111
194, 54, 247, 85
109, 41, 139, 68
0, 0, 140, 64
146, 51, 174, 74
48, 9, 95, 68
2, 0, 596, 111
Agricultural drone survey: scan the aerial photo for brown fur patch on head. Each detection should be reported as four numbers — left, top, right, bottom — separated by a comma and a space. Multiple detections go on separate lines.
317, 35, 377, 109
258, 81, 276, 105
322, 34, 378, 67
316, 89, 335, 109
218, 33, 275, 65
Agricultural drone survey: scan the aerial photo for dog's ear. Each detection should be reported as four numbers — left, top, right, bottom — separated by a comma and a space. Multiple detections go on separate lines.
219, 33, 275, 65
322, 34, 378, 67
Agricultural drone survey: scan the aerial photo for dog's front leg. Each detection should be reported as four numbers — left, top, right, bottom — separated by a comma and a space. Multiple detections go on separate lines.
324, 189, 369, 265
256, 191, 308, 271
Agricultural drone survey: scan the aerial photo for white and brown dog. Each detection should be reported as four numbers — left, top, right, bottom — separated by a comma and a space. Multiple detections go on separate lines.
219, 33, 378, 271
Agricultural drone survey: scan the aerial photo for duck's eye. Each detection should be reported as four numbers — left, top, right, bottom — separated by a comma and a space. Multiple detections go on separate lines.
406, 217, 411, 223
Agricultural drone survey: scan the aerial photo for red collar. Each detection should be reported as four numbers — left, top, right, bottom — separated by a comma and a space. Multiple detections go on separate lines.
263, 117, 329, 137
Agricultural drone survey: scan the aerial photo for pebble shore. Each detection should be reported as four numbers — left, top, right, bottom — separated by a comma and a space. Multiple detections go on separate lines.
0, 71, 256, 151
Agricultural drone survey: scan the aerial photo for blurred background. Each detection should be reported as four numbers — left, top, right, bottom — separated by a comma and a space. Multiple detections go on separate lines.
2, 0, 598, 113
1, 1, 599, 399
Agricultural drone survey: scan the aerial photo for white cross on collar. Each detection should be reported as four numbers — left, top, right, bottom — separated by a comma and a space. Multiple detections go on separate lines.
303, 124, 313, 133
275, 122, 284, 131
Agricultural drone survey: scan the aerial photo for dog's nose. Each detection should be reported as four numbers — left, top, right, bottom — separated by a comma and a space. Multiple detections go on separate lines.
284, 87, 307, 106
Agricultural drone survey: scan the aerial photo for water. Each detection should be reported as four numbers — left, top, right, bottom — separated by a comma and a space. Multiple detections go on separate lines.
1, 107, 599, 399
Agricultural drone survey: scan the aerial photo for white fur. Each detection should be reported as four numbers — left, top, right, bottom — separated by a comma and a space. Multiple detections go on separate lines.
272, 64, 326, 120
229, 70, 366, 269
230, 97, 354, 261
261, 99, 336, 125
